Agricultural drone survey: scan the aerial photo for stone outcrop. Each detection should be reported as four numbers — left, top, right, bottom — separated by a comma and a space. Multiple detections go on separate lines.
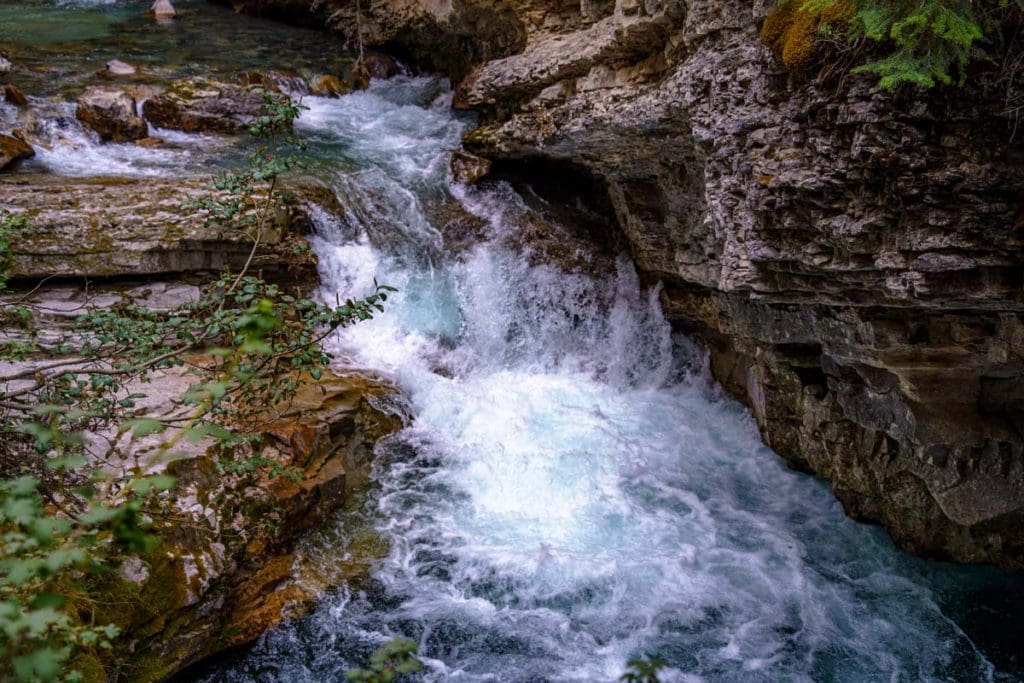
221, 0, 1024, 569
0, 174, 326, 279
81, 371, 404, 681
76, 86, 149, 142
0, 133, 33, 171
141, 77, 283, 134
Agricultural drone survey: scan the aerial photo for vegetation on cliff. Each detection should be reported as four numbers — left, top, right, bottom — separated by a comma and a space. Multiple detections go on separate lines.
763, 0, 1021, 88
0, 94, 392, 682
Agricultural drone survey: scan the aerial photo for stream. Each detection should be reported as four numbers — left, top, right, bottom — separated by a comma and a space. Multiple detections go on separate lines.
3, 2, 1024, 681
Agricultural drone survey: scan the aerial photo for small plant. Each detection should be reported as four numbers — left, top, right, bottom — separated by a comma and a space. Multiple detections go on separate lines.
346, 637, 424, 683
0, 93, 393, 681
620, 657, 667, 683
0, 210, 28, 292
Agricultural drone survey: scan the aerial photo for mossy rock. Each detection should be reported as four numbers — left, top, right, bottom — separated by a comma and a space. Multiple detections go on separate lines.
761, 0, 852, 74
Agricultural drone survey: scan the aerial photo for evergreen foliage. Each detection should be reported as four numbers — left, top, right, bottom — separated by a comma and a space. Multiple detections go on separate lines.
766, 0, 1021, 88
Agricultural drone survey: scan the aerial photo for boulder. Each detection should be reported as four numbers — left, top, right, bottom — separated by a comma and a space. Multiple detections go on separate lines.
101, 59, 136, 77
362, 54, 403, 80
0, 54, 11, 77
152, 0, 176, 20
76, 86, 148, 142
449, 150, 491, 184
141, 77, 284, 134
307, 73, 347, 97
3, 84, 28, 107
0, 134, 33, 172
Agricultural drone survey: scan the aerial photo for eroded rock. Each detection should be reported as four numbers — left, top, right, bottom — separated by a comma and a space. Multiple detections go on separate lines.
0, 174, 320, 279
141, 77, 283, 134
449, 149, 491, 184
0, 133, 33, 172
152, 0, 176, 20
101, 59, 137, 77
76, 85, 148, 142
79, 371, 404, 681
307, 73, 348, 97
452, 0, 1024, 568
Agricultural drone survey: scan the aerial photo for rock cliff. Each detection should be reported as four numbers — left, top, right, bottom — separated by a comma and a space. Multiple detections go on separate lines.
223, 0, 1024, 568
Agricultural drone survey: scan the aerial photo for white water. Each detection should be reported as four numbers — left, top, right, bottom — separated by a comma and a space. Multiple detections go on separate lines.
195, 78, 1015, 682
4, 59, 1016, 679
0, 100, 226, 177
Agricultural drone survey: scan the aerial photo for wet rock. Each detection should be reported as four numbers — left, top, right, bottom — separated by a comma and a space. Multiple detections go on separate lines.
0, 133, 33, 172
76, 85, 148, 142
83, 370, 404, 681
135, 136, 164, 147
449, 149, 491, 184
225, 0, 1024, 568
3, 83, 28, 107
152, 0, 176, 20
307, 73, 348, 97
0, 174, 320, 279
362, 54, 403, 80
101, 59, 137, 77
445, 0, 1024, 569
142, 76, 283, 134
0, 54, 11, 77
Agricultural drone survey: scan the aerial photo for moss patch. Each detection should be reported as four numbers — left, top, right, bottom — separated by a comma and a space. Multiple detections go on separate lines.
761, 0, 852, 74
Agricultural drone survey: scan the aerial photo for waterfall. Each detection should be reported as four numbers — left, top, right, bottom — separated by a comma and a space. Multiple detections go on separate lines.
197, 77, 1015, 682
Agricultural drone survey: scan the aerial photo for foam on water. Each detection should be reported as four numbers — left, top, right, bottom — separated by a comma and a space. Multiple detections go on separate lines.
2, 100, 226, 177
198, 77, 1022, 682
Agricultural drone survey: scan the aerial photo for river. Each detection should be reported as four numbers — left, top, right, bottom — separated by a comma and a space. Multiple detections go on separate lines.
2, 2, 1023, 681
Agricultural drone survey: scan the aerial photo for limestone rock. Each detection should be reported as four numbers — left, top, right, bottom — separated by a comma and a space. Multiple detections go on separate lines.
0, 175, 320, 279
0, 133, 33, 172
362, 54, 403, 80
450, 0, 1024, 568
62, 369, 404, 681
76, 85, 148, 142
101, 59, 137, 77
142, 76, 284, 134
152, 0, 176, 20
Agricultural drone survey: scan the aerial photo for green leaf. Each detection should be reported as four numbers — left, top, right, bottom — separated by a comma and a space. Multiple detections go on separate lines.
126, 418, 165, 438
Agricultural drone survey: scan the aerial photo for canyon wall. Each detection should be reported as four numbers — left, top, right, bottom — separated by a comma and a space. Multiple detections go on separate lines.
222, 0, 1024, 569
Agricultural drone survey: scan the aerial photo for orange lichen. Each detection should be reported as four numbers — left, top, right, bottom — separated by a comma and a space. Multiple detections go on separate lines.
761, 0, 852, 74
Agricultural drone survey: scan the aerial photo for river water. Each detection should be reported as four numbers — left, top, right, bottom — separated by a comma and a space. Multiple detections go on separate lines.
3, 2, 1023, 681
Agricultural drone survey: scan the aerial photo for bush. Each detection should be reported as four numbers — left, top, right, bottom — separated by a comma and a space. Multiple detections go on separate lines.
0, 92, 392, 681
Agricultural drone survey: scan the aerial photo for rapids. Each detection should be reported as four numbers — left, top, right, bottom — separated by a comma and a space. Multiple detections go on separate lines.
198, 81, 1024, 682
2, 2, 1022, 680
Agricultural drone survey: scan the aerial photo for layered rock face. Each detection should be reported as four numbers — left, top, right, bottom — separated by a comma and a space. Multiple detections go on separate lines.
221, 0, 1024, 569
455, 0, 1024, 569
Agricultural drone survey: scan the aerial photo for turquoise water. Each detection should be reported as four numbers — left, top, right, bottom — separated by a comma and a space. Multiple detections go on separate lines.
3, 3, 1023, 681
0, 0, 353, 97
